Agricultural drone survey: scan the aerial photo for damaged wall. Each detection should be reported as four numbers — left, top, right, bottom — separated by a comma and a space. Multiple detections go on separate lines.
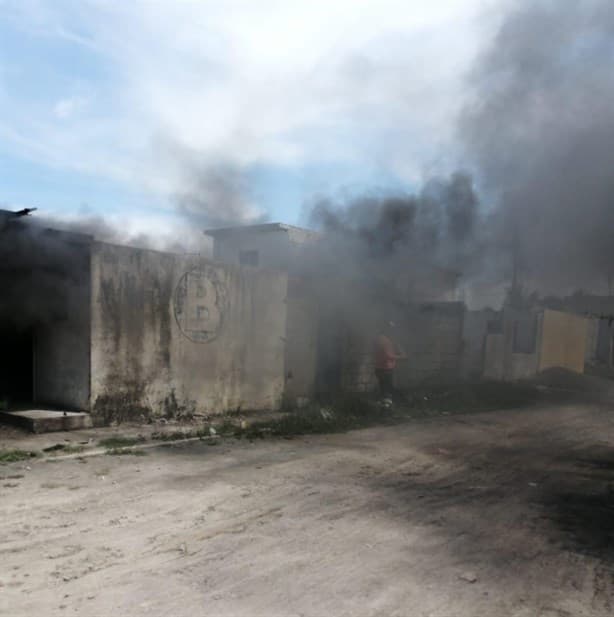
90, 242, 287, 423
34, 238, 91, 410
0, 218, 92, 410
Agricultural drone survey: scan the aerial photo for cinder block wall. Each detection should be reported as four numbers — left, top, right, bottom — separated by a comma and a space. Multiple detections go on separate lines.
341, 302, 465, 393
397, 303, 465, 386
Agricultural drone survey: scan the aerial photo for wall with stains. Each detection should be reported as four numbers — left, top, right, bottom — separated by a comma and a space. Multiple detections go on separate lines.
34, 240, 91, 410
0, 220, 92, 410
90, 242, 288, 423
483, 309, 542, 381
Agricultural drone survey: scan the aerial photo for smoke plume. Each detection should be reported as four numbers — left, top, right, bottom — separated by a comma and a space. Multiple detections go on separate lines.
309, 172, 482, 277
310, 0, 614, 305
463, 0, 614, 295
157, 138, 267, 231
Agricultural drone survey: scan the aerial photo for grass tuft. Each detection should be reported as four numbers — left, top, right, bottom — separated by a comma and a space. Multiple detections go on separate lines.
0, 449, 38, 464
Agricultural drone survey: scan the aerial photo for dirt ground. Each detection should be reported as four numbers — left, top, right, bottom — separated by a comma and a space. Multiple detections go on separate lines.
1, 402, 614, 616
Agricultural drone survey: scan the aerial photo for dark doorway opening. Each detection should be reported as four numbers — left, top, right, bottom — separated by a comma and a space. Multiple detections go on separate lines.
0, 326, 34, 407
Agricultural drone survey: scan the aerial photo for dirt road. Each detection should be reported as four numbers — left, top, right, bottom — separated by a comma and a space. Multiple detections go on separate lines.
1, 403, 614, 616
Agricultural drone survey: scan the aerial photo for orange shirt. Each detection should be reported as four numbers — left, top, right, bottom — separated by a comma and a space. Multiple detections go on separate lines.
374, 335, 397, 370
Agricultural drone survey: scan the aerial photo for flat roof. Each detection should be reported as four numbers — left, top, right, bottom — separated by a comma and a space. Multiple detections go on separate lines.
204, 222, 317, 237
0, 209, 93, 243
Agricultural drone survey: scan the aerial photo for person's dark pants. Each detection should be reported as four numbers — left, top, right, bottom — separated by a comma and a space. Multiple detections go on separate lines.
374, 368, 394, 399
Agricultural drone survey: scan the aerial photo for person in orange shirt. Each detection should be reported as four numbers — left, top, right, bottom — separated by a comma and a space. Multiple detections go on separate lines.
373, 321, 407, 406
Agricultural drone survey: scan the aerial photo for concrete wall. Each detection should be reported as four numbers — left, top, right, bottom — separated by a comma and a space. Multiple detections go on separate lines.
538, 309, 588, 374
585, 318, 600, 365
340, 302, 465, 393
212, 227, 318, 272
397, 303, 465, 386
461, 309, 499, 379
0, 222, 91, 410
90, 242, 288, 424
594, 319, 613, 365
284, 277, 319, 401
483, 309, 542, 381
483, 308, 588, 380
483, 334, 505, 380
34, 257, 91, 410
341, 333, 376, 393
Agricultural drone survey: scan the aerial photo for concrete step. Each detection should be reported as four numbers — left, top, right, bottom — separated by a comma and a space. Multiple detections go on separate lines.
0, 409, 93, 433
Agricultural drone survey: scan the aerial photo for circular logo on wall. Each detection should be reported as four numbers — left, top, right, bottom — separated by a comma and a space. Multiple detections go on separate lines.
173, 267, 228, 343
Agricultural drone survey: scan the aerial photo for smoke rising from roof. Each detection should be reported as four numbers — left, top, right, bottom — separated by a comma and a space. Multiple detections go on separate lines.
175, 161, 266, 230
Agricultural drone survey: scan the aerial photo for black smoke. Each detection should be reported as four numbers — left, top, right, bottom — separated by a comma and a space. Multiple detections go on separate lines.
463, 0, 614, 295
310, 171, 481, 277
310, 0, 614, 304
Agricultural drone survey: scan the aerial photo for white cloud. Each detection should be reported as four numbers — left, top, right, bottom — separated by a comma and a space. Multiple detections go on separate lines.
1, 0, 503, 214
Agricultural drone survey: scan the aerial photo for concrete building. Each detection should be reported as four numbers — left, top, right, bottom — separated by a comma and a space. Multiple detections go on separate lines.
205, 223, 319, 271
206, 222, 465, 394
541, 294, 614, 370
0, 213, 288, 424
482, 308, 589, 381
207, 223, 322, 403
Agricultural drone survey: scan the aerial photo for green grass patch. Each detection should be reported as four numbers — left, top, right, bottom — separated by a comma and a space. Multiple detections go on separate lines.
98, 436, 146, 449
0, 449, 38, 464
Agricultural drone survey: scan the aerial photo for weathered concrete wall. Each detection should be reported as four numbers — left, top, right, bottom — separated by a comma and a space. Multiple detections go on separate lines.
483, 310, 542, 381
341, 333, 376, 393
90, 242, 288, 423
538, 309, 588, 374
585, 318, 600, 365
510, 350, 540, 380
483, 333, 505, 380
483, 308, 588, 380
35, 313, 90, 410
397, 303, 465, 386
341, 302, 465, 393
212, 227, 318, 272
284, 277, 319, 401
0, 222, 92, 410
461, 309, 499, 379
35, 242, 91, 410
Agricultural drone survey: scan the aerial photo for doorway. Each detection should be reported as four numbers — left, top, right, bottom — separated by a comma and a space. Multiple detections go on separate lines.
0, 326, 34, 408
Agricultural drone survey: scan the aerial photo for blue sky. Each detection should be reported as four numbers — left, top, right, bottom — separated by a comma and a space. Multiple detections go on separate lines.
0, 0, 496, 240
